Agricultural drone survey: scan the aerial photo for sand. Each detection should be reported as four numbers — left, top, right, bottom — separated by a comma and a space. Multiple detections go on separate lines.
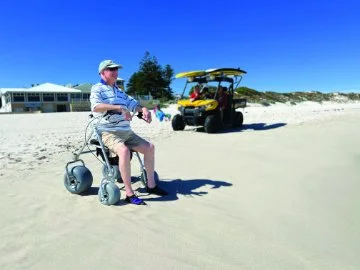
0, 101, 360, 269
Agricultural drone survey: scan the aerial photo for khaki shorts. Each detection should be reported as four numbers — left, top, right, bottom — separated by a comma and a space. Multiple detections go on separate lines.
101, 130, 148, 155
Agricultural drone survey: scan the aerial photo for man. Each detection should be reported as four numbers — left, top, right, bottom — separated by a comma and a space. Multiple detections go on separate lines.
217, 86, 228, 124
200, 87, 212, 99
90, 60, 168, 205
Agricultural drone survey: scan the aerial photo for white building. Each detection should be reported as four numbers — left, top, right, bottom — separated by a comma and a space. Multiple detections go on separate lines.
0, 83, 90, 113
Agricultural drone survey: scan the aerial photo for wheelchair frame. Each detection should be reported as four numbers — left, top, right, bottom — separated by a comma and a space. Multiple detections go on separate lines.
64, 113, 149, 205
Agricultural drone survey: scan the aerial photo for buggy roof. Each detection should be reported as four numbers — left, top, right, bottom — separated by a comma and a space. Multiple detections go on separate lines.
175, 68, 247, 79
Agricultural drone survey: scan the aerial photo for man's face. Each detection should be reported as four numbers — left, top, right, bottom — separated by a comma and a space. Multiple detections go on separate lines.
101, 67, 118, 85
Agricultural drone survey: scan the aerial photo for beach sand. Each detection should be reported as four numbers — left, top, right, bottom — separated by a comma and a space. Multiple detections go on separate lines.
0, 102, 360, 269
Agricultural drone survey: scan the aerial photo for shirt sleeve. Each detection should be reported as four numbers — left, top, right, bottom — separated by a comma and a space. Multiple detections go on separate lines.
123, 93, 140, 112
90, 84, 103, 111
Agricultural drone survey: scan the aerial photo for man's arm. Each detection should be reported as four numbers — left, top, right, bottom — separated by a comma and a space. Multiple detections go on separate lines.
90, 84, 127, 114
93, 103, 125, 113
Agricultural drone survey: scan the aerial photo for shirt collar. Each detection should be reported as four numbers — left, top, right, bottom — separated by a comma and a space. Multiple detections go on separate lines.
100, 79, 119, 90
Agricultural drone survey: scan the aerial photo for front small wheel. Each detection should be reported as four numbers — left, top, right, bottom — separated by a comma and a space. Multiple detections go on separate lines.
98, 182, 120, 206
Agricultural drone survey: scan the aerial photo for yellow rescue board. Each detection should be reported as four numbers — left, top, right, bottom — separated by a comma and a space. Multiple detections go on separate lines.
175, 70, 206, 79
206, 68, 246, 76
175, 68, 246, 79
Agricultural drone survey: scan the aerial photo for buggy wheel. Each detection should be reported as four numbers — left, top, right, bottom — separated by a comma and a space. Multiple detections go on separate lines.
98, 182, 120, 206
102, 164, 122, 183
232, 111, 244, 128
64, 166, 93, 194
140, 170, 159, 187
204, 115, 221, 133
172, 114, 185, 131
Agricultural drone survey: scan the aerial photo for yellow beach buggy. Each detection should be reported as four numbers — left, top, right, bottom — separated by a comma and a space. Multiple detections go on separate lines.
172, 68, 247, 133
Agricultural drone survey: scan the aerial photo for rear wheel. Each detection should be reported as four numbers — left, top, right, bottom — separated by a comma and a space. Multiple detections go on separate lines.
140, 170, 159, 187
232, 111, 244, 128
204, 115, 221, 133
102, 165, 122, 183
172, 114, 185, 131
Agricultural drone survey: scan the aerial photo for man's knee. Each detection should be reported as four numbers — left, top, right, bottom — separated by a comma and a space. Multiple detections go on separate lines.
143, 142, 155, 155
115, 144, 130, 158
148, 142, 155, 154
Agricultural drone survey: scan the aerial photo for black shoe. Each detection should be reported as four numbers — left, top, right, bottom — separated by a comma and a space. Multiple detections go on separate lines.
125, 194, 146, 205
146, 186, 168, 196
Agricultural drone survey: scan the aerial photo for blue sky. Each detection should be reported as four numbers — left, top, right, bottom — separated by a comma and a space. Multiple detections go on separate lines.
0, 0, 359, 93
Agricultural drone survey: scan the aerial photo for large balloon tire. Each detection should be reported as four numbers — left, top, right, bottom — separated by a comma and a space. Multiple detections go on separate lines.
102, 164, 122, 183
64, 166, 93, 194
98, 182, 120, 206
140, 170, 160, 187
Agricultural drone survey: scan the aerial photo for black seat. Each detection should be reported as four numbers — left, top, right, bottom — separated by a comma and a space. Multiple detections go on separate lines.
90, 138, 101, 146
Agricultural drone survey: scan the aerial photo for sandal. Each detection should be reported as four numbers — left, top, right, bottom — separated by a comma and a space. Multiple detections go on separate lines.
125, 194, 146, 205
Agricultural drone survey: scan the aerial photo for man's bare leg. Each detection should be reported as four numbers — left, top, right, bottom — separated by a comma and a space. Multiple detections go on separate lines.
115, 144, 135, 196
132, 142, 155, 188
132, 142, 168, 196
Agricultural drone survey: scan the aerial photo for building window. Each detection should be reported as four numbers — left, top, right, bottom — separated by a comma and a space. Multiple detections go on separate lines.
28, 93, 40, 102
13, 93, 25, 102
5, 93, 11, 103
43, 93, 55, 102
82, 93, 90, 100
71, 93, 81, 101
56, 93, 68, 102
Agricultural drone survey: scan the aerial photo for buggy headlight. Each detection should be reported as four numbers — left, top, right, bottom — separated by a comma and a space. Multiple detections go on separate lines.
204, 102, 217, 111
178, 106, 184, 114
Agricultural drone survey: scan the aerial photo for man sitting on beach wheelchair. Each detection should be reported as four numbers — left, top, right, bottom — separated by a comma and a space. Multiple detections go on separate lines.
64, 60, 168, 206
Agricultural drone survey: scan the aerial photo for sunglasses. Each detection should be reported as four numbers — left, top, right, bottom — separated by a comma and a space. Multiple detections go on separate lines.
106, 67, 119, 71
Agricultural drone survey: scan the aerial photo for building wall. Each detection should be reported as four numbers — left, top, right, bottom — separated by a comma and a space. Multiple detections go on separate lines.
0, 92, 90, 113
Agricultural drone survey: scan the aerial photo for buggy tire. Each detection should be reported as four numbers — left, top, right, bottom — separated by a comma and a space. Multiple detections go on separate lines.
64, 166, 93, 194
204, 115, 221, 133
172, 114, 185, 131
98, 182, 120, 206
232, 111, 244, 128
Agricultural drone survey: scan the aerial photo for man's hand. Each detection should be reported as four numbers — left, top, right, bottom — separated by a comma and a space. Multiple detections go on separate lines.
123, 110, 132, 121
142, 107, 152, 123
117, 106, 132, 121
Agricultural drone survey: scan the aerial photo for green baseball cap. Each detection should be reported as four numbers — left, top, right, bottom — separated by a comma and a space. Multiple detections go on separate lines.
98, 60, 122, 73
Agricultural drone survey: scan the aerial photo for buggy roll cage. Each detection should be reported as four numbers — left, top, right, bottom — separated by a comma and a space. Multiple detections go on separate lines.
177, 68, 246, 99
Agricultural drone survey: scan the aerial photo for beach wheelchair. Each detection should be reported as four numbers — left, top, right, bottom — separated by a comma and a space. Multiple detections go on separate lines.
64, 112, 155, 206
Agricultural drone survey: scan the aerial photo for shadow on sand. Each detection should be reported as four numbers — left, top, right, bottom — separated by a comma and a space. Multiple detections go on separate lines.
192, 122, 287, 134
242, 122, 287, 131
138, 178, 232, 202
79, 178, 232, 205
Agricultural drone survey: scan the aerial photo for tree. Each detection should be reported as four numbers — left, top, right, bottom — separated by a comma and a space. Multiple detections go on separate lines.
162, 64, 174, 98
126, 52, 174, 99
